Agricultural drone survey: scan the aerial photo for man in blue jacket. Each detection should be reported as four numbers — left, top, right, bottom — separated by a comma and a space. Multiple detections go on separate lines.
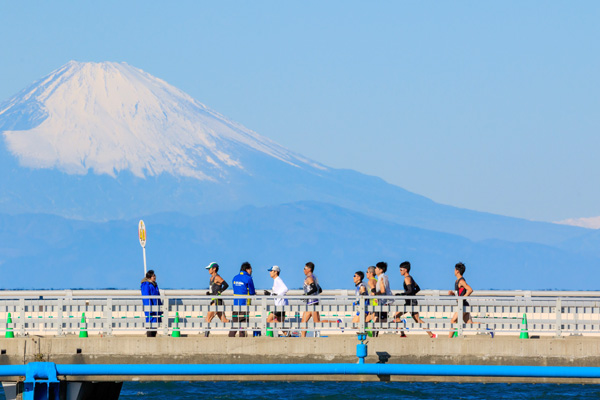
229, 262, 256, 337
141, 269, 162, 337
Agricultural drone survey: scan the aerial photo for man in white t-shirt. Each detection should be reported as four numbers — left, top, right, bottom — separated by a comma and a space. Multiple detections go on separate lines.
264, 265, 289, 329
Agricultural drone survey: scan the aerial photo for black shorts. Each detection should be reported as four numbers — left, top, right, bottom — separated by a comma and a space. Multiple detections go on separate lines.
374, 312, 388, 321
231, 313, 248, 324
273, 311, 286, 321
404, 299, 418, 307
210, 299, 224, 306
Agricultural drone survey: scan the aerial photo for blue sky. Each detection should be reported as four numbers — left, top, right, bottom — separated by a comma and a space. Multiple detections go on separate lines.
1, 1, 599, 222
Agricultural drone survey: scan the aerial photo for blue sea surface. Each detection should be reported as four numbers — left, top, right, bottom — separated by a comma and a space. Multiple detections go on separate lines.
117, 381, 600, 399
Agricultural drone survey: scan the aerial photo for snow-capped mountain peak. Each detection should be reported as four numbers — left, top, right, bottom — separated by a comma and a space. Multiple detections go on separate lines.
0, 61, 322, 180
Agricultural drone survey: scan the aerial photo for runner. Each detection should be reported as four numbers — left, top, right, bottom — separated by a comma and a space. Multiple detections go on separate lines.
364, 266, 378, 335
374, 261, 392, 320
448, 262, 479, 338
300, 262, 321, 337
351, 271, 368, 326
394, 261, 436, 338
264, 265, 289, 335
204, 262, 229, 337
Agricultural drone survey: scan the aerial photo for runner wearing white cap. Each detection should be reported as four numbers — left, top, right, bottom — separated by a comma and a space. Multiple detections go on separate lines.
265, 265, 289, 330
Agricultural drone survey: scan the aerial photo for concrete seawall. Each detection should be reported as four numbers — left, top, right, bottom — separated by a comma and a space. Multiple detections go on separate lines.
1, 335, 599, 383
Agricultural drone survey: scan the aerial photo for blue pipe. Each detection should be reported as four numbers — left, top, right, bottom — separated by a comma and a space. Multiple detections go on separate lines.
2, 363, 600, 379
52, 364, 600, 379
0, 365, 26, 376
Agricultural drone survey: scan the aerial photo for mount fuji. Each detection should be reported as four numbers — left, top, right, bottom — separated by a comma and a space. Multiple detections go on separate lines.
0, 61, 598, 290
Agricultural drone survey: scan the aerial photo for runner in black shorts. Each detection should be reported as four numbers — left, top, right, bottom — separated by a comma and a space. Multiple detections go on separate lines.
448, 262, 479, 338
204, 262, 229, 336
265, 265, 289, 333
394, 261, 436, 338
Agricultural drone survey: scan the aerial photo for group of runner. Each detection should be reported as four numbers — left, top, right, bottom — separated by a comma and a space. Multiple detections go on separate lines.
351, 261, 476, 338
205, 260, 338, 337
143, 259, 476, 338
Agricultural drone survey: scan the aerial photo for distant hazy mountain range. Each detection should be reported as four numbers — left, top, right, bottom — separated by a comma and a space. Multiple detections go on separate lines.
0, 61, 598, 290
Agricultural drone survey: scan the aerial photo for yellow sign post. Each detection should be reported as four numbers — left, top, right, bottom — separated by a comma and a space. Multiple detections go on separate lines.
138, 220, 147, 274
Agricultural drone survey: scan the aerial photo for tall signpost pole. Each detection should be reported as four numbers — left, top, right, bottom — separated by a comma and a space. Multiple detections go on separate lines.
138, 220, 147, 275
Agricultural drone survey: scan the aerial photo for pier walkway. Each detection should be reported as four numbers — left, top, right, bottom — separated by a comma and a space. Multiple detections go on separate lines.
0, 290, 599, 398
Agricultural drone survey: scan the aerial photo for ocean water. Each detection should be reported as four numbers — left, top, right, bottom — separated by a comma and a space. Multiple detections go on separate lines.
118, 381, 600, 399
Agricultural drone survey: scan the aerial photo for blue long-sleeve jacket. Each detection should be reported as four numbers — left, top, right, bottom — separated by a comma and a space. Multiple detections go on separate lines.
231, 271, 256, 306
141, 279, 163, 324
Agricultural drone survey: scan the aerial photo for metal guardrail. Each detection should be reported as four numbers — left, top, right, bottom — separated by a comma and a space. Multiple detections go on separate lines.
0, 291, 599, 338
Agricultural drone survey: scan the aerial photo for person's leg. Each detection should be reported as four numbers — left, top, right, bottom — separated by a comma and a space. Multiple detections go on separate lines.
229, 312, 240, 337
217, 312, 229, 323
301, 311, 313, 337
464, 312, 480, 326
412, 312, 435, 338
449, 312, 458, 338
206, 311, 215, 323
204, 310, 215, 337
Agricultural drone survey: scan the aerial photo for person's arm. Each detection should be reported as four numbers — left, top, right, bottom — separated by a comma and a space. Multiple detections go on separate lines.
215, 277, 229, 294
359, 285, 367, 295
248, 277, 256, 296
141, 283, 150, 306
459, 280, 473, 297
376, 276, 387, 295
368, 280, 377, 295
276, 279, 289, 296
154, 286, 163, 307
304, 276, 319, 295
141, 283, 150, 296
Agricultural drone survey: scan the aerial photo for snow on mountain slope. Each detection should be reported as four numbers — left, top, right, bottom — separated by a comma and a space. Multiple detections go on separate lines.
0, 61, 324, 180
556, 216, 600, 229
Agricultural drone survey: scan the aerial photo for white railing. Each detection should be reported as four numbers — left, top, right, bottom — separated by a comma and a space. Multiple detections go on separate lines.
0, 290, 599, 337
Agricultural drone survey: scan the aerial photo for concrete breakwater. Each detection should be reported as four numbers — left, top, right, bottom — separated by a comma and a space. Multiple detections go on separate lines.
1, 335, 599, 383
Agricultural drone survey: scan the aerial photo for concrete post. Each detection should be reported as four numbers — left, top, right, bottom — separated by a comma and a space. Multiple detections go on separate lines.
161, 295, 168, 337
358, 297, 365, 333
457, 298, 464, 337
261, 297, 267, 336
555, 298, 562, 338
56, 298, 63, 337
18, 299, 25, 337
104, 298, 113, 336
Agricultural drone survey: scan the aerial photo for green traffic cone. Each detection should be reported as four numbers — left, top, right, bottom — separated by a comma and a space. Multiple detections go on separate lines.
5, 312, 14, 338
520, 313, 529, 339
172, 312, 181, 338
79, 313, 88, 338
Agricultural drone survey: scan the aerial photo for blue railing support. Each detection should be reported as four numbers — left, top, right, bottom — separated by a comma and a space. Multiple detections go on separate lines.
23, 362, 59, 400
356, 332, 368, 364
